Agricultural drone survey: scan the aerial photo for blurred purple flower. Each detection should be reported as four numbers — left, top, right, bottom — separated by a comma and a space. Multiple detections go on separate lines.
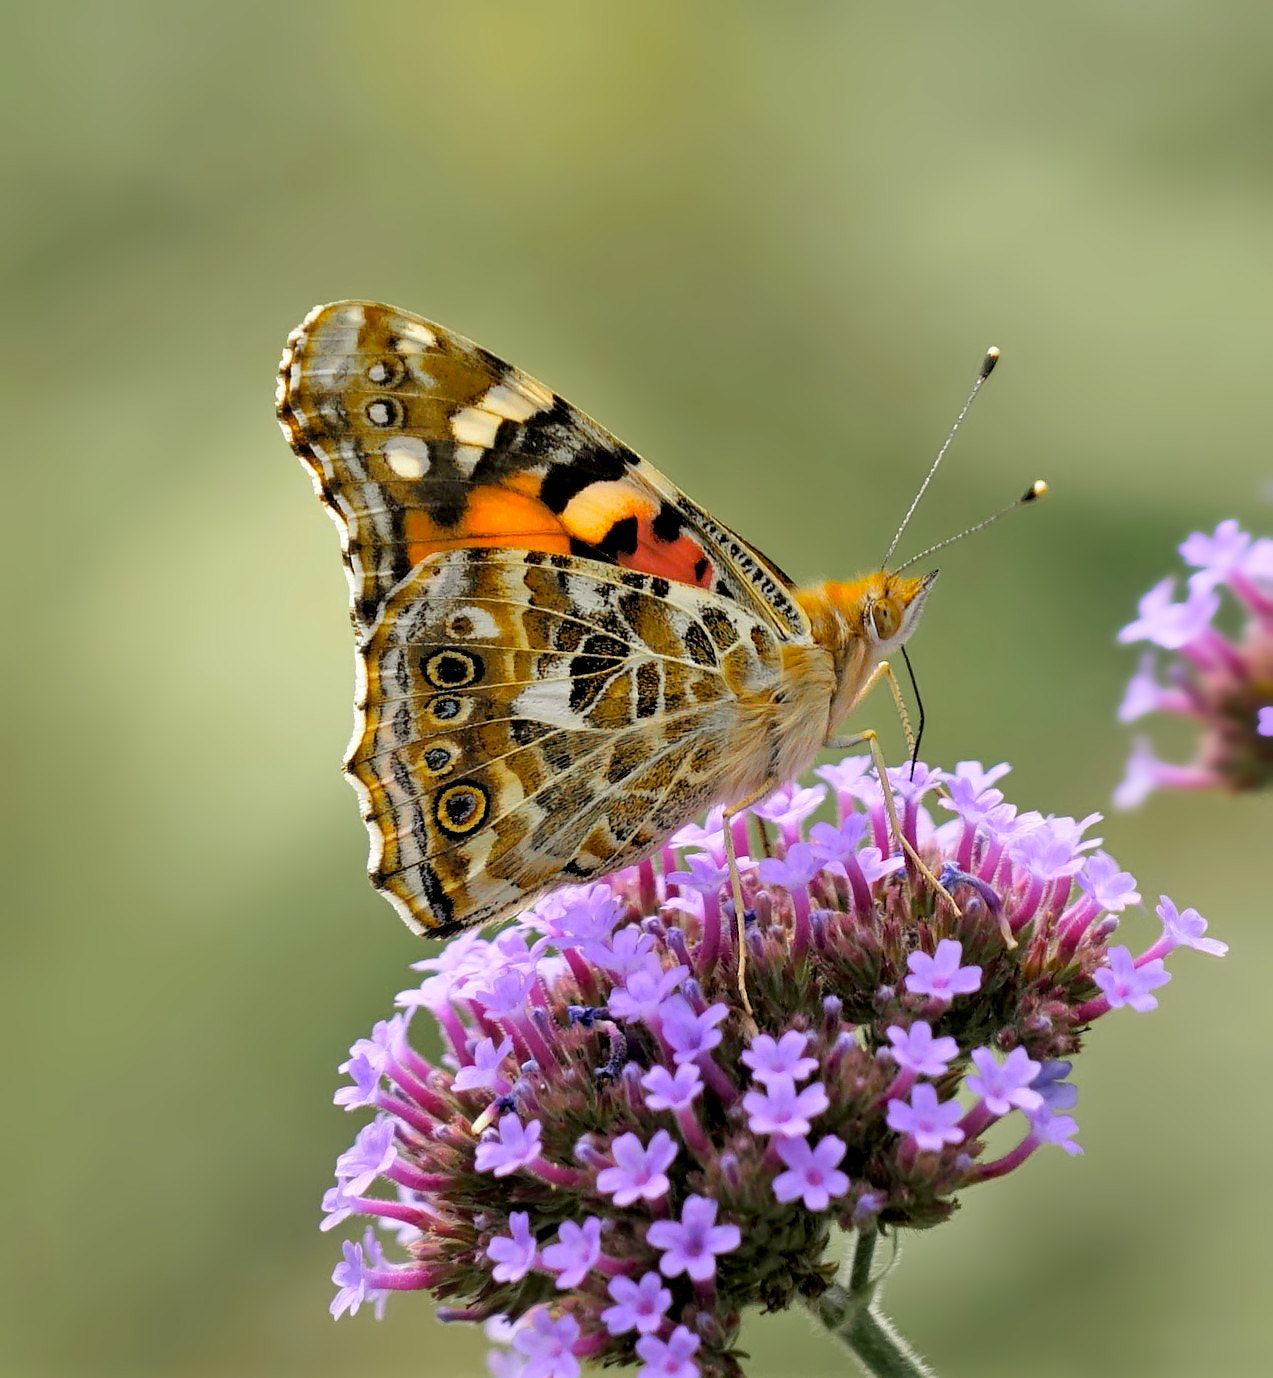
1116, 522, 1273, 800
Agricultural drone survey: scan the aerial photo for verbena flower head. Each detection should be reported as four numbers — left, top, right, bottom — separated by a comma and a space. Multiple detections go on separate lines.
1115, 520, 1273, 804
322, 758, 1222, 1377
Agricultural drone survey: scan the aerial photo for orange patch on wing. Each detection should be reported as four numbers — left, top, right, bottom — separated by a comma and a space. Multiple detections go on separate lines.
404, 487, 572, 565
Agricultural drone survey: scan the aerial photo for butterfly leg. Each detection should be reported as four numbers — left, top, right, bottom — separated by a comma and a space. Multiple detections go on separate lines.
824, 662, 959, 917
722, 782, 780, 1030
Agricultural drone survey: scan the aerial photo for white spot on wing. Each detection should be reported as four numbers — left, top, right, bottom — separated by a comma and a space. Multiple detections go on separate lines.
480, 382, 543, 423
453, 443, 484, 476
451, 405, 501, 449
398, 319, 437, 348
514, 680, 584, 730
566, 581, 612, 617
384, 436, 431, 479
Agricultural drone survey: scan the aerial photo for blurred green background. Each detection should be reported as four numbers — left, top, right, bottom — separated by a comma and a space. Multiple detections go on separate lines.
4, 3, 1271, 1376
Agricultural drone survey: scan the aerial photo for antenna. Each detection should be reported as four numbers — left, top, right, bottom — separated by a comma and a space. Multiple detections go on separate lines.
893, 480, 1048, 572
881, 346, 1001, 568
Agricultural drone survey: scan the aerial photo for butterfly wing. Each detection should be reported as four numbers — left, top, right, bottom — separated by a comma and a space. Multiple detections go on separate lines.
349, 547, 788, 935
276, 300, 810, 640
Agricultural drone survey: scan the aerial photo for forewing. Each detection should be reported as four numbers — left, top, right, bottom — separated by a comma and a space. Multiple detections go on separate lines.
276, 300, 809, 639
348, 549, 785, 935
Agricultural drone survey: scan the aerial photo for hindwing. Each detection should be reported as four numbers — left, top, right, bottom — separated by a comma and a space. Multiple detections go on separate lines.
276, 300, 810, 640
348, 549, 785, 935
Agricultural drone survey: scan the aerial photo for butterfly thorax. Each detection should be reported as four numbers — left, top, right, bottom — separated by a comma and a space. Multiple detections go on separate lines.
796, 569, 939, 735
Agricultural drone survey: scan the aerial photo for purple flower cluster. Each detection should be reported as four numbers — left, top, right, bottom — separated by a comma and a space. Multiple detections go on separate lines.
322, 758, 1222, 1377
1116, 520, 1273, 804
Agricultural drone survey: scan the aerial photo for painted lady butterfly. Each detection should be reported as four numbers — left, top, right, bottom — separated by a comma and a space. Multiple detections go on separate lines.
276, 301, 944, 946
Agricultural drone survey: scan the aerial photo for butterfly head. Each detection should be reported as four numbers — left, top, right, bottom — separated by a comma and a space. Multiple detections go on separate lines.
812, 567, 939, 655
858, 568, 939, 652
798, 569, 938, 728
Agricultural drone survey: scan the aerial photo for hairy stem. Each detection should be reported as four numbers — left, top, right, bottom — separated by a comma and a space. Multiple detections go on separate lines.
809, 1228, 937, 1378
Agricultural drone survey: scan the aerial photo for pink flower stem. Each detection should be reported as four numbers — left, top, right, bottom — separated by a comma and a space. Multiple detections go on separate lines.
366, 1262, 440, 1292
877, 1067, 916, 1107
698, 890, 722, 975
675, 1106, 711, 1157
374, 1091, 437, 1136
385, 1056, 453, 1120
638, 857, 660, 912
967, 1133, 1039, 1182
529, 1156, 590, 1189
1072, 994, 1111, 1022
957, 1101, 995, 1140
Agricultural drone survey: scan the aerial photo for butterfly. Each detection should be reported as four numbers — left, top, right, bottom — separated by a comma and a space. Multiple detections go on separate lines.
276, 301, 943, 949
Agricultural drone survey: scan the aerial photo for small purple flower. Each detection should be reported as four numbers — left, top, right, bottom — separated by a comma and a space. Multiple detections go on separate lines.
588, 924, 658, 978
1116, 524, 1273, 800
541, 887, 627, 947
511, 1308, 582, 1378
473, 966, 539, 1021
1181, 519, 1256, 590
647, 1195, 741, 1281
1118, 653, 1169, 724
1093, 946, 1171, 1012
755, 843, 822, 892
1155, 896, 1228, 956
950, 759, 1012, 794
640, 1062, 703, 1113
884, 1021, 959, 1077
1029, 1108, 1084, 1156
1077, 853, 1142, 913
966, 1047, 1044, 1117
335, 1119, 397, 1194
668, 807, 726, 855
904, 939, 982, 1001
886, 1083, 965, 1152
320, 1184, 356, 1232
814, 756, 873, 795
487, 1211, 538, 1283
742, 1077, 830, 1137
595, 1130, 678, 1206
753, 782, 827, 834
541, 1216, 604, 1289
608, 964, 688, 1023
334, 1052, 383, 1111
601, 1271, 673, 1336
475, 1114, 543, 1177
635, 1324, 702, 1378
330, 1239, 373, 1319
1032, 1061, 1078, 1114
772, 1134, 850, 1211
667, 851, 730, 894
807, 814, 869, 864
1118, 577, 1220, 650
741, 1029, 819, 1085
453, 1035, 515, 1094
1114, 736, 1208, 810
660, 996, 729, 1064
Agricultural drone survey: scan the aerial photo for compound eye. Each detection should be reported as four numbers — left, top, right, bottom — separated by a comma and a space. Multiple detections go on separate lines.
870, 599, 901, 640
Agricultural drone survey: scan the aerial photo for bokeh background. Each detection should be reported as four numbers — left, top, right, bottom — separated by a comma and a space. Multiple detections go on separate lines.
4, 4, 1271, 1376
